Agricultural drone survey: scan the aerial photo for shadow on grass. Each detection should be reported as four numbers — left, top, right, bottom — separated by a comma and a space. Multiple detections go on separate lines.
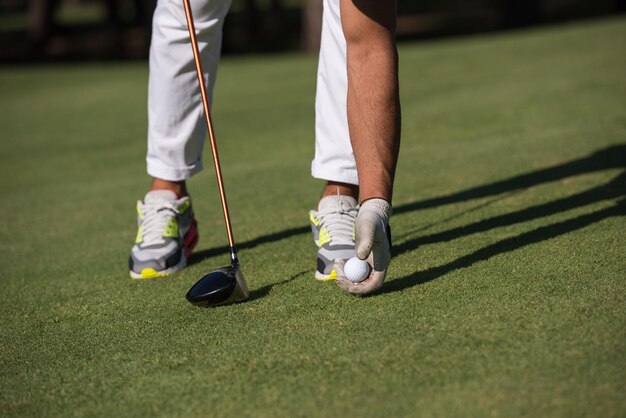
188, 225, 310, 266
393, 144, 626, 215
393, 171, 626, 257
380, 198, 626, 294
249, 270, 307, 301
189, 144, 626, 284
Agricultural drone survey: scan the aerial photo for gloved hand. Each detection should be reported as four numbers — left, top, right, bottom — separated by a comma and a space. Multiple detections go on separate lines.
335, 198, 392, 295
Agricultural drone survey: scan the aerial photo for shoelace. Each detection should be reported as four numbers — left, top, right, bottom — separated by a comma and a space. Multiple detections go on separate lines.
141, 201, 180, 245
317, 201, 358, 246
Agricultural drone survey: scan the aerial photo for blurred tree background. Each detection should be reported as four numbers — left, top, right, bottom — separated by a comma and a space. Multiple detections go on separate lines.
0, 0, 624, 61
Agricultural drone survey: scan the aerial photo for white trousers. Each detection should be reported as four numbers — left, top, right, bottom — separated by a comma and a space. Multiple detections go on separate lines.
147, 0, 357, 185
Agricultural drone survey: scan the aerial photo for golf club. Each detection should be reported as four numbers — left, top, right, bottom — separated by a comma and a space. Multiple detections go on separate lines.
182, 0, 250, 307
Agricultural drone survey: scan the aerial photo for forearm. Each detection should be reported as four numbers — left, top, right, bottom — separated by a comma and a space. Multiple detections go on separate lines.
342, 0, 401, 203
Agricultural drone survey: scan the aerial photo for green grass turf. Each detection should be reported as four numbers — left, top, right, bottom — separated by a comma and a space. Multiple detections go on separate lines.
1, 16, 625, 417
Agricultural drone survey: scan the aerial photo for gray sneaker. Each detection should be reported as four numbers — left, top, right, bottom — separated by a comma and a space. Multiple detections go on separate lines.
309, 195, 358, 281
129, 190, 199, 279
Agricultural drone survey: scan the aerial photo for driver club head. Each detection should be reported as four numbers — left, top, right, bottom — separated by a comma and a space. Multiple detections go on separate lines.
186, 264, 250, 307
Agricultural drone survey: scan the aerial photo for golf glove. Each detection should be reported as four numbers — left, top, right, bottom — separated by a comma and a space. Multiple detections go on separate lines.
335, 198, 392, 295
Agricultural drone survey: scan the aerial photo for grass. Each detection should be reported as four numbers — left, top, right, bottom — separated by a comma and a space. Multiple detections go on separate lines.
1, 16, 625, 417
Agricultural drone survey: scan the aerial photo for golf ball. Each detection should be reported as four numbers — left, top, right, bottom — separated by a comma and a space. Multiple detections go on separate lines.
344, 257, 371, 283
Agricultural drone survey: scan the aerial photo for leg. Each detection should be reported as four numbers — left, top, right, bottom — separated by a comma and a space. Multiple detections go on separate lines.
129, 0, 231, 279
313, 0, 400, 203
316, 0, 400, 294
312, 0, 358, 196
147, 0, 231, 188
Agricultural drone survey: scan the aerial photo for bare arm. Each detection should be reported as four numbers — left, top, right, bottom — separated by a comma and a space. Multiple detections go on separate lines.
341, 0, 401, 203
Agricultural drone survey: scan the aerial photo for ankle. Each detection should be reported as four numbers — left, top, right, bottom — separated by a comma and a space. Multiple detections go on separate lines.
320, 182, 358, 207
150, 178, 189, 198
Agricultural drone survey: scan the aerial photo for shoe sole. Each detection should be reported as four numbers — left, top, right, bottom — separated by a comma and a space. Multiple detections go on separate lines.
130, 253, 187, 279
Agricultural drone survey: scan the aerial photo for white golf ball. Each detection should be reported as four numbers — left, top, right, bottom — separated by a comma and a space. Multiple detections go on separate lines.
344, 257, 371, 283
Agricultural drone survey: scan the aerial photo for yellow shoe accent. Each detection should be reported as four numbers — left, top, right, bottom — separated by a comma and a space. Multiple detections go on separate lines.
135, 226, 144, 244
136, 202, 144, 220
162, 218, 179, 238
178, 199, 191, 214
318, 226, 331, 247
139, 268, 168, 279
317, 269, 337, 282
309, 212, 320, 227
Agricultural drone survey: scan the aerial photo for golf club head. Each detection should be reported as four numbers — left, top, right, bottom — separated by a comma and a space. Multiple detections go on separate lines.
186, 264, 250, 307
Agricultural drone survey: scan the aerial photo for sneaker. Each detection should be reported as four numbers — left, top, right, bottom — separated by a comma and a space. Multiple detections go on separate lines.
309, 195, 358, 281
129, 190, 199, 279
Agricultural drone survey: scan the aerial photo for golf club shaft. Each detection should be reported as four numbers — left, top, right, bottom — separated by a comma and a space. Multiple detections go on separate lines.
183, 0, 237, 262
